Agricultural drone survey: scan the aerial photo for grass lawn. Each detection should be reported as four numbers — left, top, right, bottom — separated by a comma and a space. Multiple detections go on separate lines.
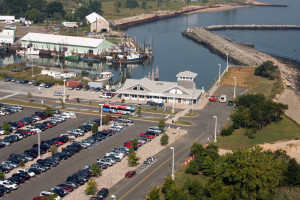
185, 112, 198, 117
218, 116, 300, 150
175, 120, 192, 126
175, 165, 209, 188
141, 107, 178, 115
221, 66, 283, 98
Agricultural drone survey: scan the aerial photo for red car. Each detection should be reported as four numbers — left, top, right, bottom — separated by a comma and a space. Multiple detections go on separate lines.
30, 131, 37, 135
209, 96, 217, 102
58, 185, 73, 192
33, 197, 43, 200
16, 121, 24, 127
125, 170, 136, 178
124, 141, 132, 148
55, 141, 63, 146
139, 133, 155, 139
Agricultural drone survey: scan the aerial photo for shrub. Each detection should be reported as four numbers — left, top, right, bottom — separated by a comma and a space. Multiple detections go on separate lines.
84, 178, 97, 195
158, 118, 165, 132
44, 106, 54, 116
0, 171, 4, 180
91, 123, 98, 133
185, 159, 199, 175
19, 160, 25, 167
254, 60, 279, 80
220, 126, 234, 136
90, 163, 102, 177
127, 148, 140, 166
50, 144, 58, 155
103, 115, 110, 125
160, 133, 169, 146
147, 186, 160, 200
161, 176, 175, 194
2, 122, 11, 135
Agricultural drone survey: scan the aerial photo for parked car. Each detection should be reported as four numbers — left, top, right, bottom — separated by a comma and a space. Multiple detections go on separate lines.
54, 92, 64, 96
125, 170, 136, 178
83, 85, 90, 91
147, 100, 164, 107
100, 92, 113, 99
76, 85, 83, 90
11, 68, 22, 72
96, 188, 109, 199
68, 86, 75, 90
209, 96, 217, 102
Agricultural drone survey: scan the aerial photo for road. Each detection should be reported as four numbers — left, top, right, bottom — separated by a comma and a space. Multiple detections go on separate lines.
106, 86, 247, 200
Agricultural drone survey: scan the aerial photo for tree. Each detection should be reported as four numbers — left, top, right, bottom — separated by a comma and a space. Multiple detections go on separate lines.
127, 148, 140, 166
59, 98, 64, 108
74, 6, 90, 21
90, 163, 102, 177
45, 106, 54, 117
121, 99, 125, 104
210, 147, 286, 200
46, 1, 65, 18
160, 133, 169, 146
183, 179, 204, 199
84, 178, 97, 195
19, 160, 25, 167
0, 171, 4, 181
185, 159, 199, 175
26, 8, 46, 24
2, 122, 11, 135
81, 70, 89, 77
190, 142, 204, 156
285, 158, 300, 186
158, 118, 165, 132
91, 123, 98, 133
161, 176, 175, 194
165, 185, 188, 200
147, 186, 160, 200
50, 144, 58, 155
27, 92, 33, 103
254, 60, 279, 80
131, 138, 139, 149
28, 0, 47, 12
88, 0, 103, 15
137, 108, 141, 117
220, 126, 234, 136
103, 115, 110, 125
201, 156, 214, 176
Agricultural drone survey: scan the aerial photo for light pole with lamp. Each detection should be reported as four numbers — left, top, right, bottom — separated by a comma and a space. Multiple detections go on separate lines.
111, 195, 116, 200
226, 53, 229, 72
170, 147, 175, 180
218, 64, 221, 85
38, 131, 40, 158
63, 79, 66, 103
99, 104, 103, 130
213, 116, 217, 143
233, 77, 237, 99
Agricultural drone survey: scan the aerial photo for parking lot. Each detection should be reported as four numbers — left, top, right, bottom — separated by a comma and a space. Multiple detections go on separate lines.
0, 103, 156, 200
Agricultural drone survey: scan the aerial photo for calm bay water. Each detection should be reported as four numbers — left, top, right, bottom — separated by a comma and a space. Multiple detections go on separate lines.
1, 0, 299, 89
124, 0, 300, 89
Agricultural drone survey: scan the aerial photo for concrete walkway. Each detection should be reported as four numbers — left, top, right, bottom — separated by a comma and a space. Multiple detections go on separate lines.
278, 88, 300, 125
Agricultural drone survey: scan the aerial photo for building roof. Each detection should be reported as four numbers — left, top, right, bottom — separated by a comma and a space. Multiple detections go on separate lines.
117, 77, 202, 99
0, 16, 15, 21
176, 71, 198, 78
21, 33, 105, 48
86, 12, 108, 24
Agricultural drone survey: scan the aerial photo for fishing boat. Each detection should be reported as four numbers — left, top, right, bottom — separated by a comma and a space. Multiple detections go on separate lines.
94, 72, 113, 82
106, 55, 113, 61
112, 52, 144, 64
63, 51, 79, 61
16, 47, 39, 55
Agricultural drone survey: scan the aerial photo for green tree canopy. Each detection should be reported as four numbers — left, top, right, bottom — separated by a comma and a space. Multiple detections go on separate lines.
255, 60, 279, 80
46, 1, 65, 18
125, 0, 139, 9
28, 0, 47, 12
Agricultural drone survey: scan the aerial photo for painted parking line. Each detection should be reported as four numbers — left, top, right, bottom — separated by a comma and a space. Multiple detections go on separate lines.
165, 115, 170, 118
0, 92, 19, 100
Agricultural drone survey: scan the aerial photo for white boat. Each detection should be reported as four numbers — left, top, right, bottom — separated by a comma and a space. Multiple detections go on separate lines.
16, 47, 39, 55
106, 56, 113, 61
95, 72, 113, 82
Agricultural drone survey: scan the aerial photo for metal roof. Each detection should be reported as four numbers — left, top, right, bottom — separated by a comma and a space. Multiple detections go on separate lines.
176, 71, 198, 78
0, 16, 15, 21
21, 33, 104, 48
86, 12, 108, 24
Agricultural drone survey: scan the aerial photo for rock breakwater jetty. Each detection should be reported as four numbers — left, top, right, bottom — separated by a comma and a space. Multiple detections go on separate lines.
182, 25, 300, 66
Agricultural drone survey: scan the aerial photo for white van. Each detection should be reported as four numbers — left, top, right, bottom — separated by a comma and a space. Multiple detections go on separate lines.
218, 95, 227, 103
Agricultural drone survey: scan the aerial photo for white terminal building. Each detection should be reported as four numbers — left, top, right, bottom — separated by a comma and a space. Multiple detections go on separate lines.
117, 71, 203, 104
20, 32, 115, 54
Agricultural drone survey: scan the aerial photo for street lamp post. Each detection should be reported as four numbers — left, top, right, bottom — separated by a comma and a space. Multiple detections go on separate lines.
218, 64, 221, 85
213, 116, 217, 143
170, 147, 175, 180
99, 104, 103, 130
226, 53, 229, 72
63, 79, 66, 103
233, 77, 237, 99
111, 195, 116, 200
38, 131, 40, 158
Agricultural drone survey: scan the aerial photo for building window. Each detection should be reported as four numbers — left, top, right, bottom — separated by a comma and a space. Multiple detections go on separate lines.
140, 87, 144, 91
124, 94, 129, 97
139, 95, 145, 99
132, 94, 137, 99
133, 86, 138, 90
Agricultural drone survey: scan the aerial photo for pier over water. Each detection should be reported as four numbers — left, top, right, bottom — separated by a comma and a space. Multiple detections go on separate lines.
204, 25, 300, 31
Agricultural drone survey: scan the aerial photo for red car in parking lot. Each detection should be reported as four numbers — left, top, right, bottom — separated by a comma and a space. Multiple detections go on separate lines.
16, 121, 24, 127
209, 96, 217, 102
125, 170, 136, 178
139, 133, 155, 139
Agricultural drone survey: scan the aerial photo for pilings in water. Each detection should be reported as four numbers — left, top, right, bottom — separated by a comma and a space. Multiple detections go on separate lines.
182, 25, 300, 66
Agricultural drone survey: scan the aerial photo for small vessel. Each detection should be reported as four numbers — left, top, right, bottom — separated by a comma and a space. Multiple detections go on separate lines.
16, 47, 39, 55
106, 55, 113, 61
94, 72, 113, 82
112, 52, 144, 64
63, 51, 79, 61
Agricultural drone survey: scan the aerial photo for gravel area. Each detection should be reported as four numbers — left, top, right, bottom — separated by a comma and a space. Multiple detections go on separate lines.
62, 128, 187, 200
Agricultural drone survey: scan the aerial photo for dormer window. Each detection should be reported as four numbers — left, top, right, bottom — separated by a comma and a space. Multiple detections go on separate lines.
140, 87, 144, 91
133, 86, 138, 90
